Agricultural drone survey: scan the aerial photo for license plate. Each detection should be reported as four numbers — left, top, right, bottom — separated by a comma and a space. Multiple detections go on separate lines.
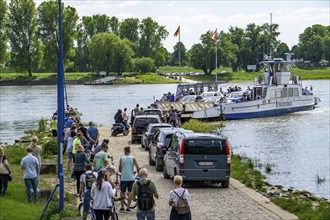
199, 161, 213, 166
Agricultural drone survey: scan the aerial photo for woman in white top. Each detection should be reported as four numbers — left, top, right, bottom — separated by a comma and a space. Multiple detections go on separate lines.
91, 170, 116, 220
168, 175, 191, 220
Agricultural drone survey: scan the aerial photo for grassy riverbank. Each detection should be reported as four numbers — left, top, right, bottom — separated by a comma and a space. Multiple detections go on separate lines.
112, 73, 178, 84
182, 119, 330, 220
0, 119, 79, 220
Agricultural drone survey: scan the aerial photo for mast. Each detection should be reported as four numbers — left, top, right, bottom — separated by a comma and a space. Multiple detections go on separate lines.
215, 41, 218, 81
269, 13, 272, 58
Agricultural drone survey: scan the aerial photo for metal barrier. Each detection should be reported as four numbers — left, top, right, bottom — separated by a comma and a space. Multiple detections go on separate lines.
185, 102, 213, 112
39, 184, 60, 220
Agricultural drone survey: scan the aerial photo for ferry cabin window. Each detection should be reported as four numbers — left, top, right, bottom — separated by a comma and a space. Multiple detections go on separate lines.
293, 88, 299, 97
282, 63, 293, 72
281, 88, 288, 97
270, 90, 276, 98
275, 63, 281, 72
276, 90, 282, 98
288, 88, 294, 97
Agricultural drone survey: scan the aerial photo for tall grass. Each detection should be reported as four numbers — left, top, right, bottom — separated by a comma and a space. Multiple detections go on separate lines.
181, 119, 224, 133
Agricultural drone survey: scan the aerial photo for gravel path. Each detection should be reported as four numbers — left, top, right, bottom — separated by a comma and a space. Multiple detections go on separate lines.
98, 127, 281, 220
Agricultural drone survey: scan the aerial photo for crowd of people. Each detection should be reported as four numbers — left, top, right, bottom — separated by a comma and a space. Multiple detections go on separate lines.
0, 105, 191, 220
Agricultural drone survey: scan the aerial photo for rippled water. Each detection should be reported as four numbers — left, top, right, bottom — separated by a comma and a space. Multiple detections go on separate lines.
0, 80, 329, 199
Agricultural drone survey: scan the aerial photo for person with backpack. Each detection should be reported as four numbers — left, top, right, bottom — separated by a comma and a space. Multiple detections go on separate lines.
132, 168, 159, 220
79, 164, 98, 220
168, 175, 191, 220
114, 109, 126, 136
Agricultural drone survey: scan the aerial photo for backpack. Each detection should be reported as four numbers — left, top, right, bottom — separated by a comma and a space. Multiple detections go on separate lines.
137, 180, 153, 211
173, 189, 190, 215
85, 172, 96, 190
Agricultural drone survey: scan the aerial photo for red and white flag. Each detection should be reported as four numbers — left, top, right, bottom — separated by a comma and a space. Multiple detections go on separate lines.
174, 26, 180, 37
211, 28, 217, 43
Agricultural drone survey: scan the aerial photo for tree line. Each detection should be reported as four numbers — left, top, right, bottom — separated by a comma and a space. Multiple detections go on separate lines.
0, 0, 329, 76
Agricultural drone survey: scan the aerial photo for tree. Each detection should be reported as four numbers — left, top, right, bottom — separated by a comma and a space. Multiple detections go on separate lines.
119, 18, 139, 55
171, 42, 188, 66
109, 16, 119, 35
228, 26, 245, 71
89, 33, 133, 75
0, 0, 9, 66
133, 57, 154, 73
74, 23, 90, 72
275, 42, 290, 59
37, 0, 79, 71
138, 17, 168, 61
7, 0, 39, 76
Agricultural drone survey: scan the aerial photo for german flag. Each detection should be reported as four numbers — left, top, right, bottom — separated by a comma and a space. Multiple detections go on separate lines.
174, 26, 180, 37
211, 28, 217, 43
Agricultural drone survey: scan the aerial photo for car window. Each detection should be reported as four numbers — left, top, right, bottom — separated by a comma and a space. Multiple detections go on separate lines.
135, 118, 159, 127
154, 132, 161, 142
164, 134, 174, 146
184, 139, 226, 155
143, 110, 162, 116
172, 135, 180, 152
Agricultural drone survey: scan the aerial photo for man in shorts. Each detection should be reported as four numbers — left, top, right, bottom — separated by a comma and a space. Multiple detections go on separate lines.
118, 146, 139, 213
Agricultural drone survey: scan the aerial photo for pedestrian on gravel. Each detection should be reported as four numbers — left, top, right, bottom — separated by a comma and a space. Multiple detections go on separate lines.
21, 148, 39, 203
118, 146, 140, 213
0, 147, 12, 196
93, 144, 110, 171
79, 164, 98, 220
87, 121, 99, 150
132, 168, 159, 220
91, 170, 116, 220
169, 175, 191, 220
90, 139, 109, 163
29, 136, 42, 178
73, 145, 89, 195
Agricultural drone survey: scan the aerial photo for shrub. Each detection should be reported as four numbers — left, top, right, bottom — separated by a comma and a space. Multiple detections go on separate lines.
182, 119, 216, 133
43, 140, 57, 156
38, 118, 47, 132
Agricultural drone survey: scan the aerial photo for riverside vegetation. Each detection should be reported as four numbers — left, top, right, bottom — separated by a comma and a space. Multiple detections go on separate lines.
0, 119, 329, 219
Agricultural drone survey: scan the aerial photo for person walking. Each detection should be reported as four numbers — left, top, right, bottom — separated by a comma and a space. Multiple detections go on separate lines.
21, 148, 39, 203
66, 131, 76, 172
132, 168, 159, 220
168, 175, 191, 220
79, 164, 98, 220
50, 115, 58, 141
0, 147, 12, 196
90, 139, 109, 163
93, 144, 110, 171
73, 145, 90, 196
29, 136, 42, 178
118, 146, 139, 213
91, 170, 116, 220
114, 109, 126, 136
87, 121, 99, 150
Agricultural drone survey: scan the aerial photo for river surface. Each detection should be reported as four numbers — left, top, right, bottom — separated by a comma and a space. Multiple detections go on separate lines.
0, 80, 329, 199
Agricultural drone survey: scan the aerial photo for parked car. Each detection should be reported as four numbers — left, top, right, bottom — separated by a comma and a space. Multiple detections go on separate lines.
131, 115, 161, 143
225, 91, 244, 103
141, 123, 172, 150
200, 91, 224, 102
163, 131, 231, 188
149, 128, 192, 171
142, 109, 166, 122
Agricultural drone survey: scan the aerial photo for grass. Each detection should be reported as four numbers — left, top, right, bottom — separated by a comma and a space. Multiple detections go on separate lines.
0, 72, 99, 81
0, 119, 79, 220
159, 65, 204, 73
181, 119, 224, 133
292, 67, 330, 80
113, 73, 178, 84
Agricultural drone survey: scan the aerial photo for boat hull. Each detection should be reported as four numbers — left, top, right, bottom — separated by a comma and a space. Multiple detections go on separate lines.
192, 96, 316, 120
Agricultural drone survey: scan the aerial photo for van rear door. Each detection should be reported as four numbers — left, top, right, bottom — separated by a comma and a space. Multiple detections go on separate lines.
183, 138, 228, 179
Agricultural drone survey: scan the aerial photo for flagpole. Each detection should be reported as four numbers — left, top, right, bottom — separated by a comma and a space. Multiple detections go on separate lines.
215, 40, 218, 82
179, 26, 181, 75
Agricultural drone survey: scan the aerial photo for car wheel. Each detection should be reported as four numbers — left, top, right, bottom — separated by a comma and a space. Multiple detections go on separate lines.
155, 156, 163, 171
163, 165, 170, 179
149, 151, 155, 166
221, 180, 229, 188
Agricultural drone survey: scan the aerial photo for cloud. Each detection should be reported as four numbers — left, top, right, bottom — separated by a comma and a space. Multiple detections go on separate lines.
116, 0, 140, 8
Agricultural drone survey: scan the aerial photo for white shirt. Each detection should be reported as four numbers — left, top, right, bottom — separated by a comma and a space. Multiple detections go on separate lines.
91, 180, 116, 210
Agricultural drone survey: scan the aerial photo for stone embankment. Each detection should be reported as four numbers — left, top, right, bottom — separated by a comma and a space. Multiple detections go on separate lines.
97, 127, 297, 220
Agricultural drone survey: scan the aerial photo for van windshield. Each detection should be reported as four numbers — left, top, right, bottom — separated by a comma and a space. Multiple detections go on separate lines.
184, 139, 226, 155
135, 118, 159, 128
143, 110, 162, 116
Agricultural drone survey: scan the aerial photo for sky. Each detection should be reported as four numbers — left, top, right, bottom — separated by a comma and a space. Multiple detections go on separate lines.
35, 0, 329, 52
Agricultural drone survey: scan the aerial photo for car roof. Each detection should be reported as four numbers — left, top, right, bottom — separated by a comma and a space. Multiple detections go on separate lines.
148, 123, 172, 127
143, 109, 162, 112
135, 115, 160, 119
157, 127, 191, 134
176, 132, 226, 140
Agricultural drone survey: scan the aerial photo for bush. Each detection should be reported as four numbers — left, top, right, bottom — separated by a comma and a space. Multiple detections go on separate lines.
182, 119, 218, 133
43, 140, 57, 156
38, 118, 47, 132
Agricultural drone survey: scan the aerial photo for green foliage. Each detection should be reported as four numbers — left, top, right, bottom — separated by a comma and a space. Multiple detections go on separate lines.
0, 0, 9, 66
273, 197, 330, 220
113, 73, 177, 84
181, 119, 224, 133
43, 140, 57, 156
7, 0, 39, 76
38, 118, 47, 132
133, 57, 155, 73
3, 145, 26, 164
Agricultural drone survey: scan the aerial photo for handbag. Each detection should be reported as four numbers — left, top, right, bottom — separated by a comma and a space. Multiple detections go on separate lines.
0, 156, 9, 174
7, 174, 12, 182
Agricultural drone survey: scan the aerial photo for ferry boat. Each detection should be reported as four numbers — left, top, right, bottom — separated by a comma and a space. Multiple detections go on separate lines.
192, 56, 320, 120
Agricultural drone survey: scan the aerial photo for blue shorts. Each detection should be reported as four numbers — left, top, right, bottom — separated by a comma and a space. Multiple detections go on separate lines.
120, 181, 134, 192
67, 152, 73, 159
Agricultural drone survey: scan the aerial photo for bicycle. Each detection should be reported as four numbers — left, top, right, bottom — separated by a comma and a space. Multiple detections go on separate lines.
78, 198, 96, 220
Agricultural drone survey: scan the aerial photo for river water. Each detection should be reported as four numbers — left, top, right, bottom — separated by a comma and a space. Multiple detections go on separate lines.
0, 80, 329, 199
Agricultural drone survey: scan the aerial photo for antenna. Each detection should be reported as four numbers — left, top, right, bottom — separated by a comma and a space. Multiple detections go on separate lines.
269, 13, 272, 58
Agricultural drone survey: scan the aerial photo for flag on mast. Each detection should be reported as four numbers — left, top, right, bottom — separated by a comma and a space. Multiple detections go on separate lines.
174, 26, 180, 37
211, 28, 217, 43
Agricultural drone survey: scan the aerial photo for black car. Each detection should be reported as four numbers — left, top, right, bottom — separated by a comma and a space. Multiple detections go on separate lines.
131, 115, 161, 143
141, 123, 172, 150
149, 128, 192, 171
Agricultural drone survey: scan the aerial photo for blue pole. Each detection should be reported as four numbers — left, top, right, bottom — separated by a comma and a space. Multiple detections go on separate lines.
57, 0, 65, 213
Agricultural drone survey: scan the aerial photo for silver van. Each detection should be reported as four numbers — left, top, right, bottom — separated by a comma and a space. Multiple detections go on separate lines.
163, 131, 231, 188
